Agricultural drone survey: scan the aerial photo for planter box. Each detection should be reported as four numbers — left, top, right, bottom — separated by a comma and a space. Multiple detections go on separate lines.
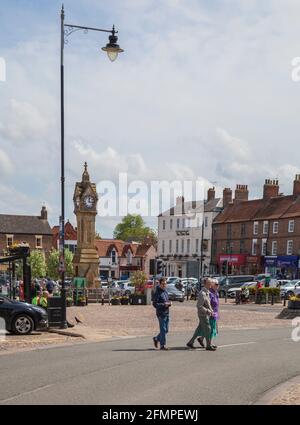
120, 299, 129, 305
130, 295, 146, 305
111, 299, 120, 305
288, 300, 300, 310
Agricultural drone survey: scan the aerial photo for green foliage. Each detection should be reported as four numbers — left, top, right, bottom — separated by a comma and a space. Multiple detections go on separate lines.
113, 214, 157, 244
249, 287, 280, 296
46, 249, 74, 280
130, 271, 147, 295
29, 250, 46, 279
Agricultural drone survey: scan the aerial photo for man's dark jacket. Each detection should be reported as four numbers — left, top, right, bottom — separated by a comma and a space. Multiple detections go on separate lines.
152, 286, 170, 317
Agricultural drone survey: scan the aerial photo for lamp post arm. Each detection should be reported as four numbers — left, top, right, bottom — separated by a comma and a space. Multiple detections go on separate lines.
64, 23, 116, 34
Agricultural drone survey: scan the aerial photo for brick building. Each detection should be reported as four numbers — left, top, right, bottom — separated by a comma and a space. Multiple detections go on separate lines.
0, 206, 52, 256
52, 221, 77, 253
95, 239, 156, 280
212, 176, 300, 278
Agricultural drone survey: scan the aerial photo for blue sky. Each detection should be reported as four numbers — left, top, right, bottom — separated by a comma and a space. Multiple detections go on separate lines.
1, 0, 300, 237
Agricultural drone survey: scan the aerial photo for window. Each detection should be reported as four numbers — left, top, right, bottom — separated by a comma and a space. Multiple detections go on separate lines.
162, 240, 165, 254
182, 218, 186, 229
181, 239, 184, 253
288, 220, 295, 233
176, 240, 179, 253
6, 235, 13, 247
253, 222, 259, 235
196, 239, 199, 252
272, 241, 277, 256
205, 216, 208, 228
111, 249, 117, 264
287, 240, 294, 255
127, 250, 133, 264
36, 236, 43, 249
170, 219, 173, 230
177, 218, 180, 229
241, 223, 246, 237
226, 241, 231, 254
187, 239, 190, 253
252, 239, 258, 255
240, 240, 245, 254
227, 224, 232, 238
273, 222, 279, 234
261, 239, 267, 256
263, 221, 269, 235
162, 220, 166, 230
169, 240, 172, 254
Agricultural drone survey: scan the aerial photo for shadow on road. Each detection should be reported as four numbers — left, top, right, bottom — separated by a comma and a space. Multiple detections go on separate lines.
112, 346, 204, 352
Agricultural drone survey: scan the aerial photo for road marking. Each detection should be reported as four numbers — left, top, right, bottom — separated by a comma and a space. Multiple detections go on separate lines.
218, 342, 257, 348
0, 384, 54, 404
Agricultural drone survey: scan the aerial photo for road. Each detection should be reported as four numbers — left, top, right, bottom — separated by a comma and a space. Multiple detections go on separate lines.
0, 327, 299, 405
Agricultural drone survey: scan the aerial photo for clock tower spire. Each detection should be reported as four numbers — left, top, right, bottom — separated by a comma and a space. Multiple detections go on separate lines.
73, 163, 99, 287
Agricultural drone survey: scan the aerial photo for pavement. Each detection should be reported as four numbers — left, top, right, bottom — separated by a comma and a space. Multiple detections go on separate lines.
0, 327, 299, 405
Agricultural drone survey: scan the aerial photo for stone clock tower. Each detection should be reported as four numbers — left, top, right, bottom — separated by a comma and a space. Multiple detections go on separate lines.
73, 163, 99, 287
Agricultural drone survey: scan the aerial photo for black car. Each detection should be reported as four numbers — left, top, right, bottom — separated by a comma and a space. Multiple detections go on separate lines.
0, 296, 48, 335
218, 275, 255, 297
167, 286, 185, 302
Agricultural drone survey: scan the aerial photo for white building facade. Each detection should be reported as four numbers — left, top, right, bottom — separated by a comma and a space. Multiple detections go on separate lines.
157, 190, 222, 278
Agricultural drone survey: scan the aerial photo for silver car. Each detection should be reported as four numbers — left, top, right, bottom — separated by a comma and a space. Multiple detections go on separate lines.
280, 280, 300, 298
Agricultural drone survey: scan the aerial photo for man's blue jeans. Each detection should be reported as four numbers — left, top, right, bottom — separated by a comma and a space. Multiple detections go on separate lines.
156, 315, 169, 347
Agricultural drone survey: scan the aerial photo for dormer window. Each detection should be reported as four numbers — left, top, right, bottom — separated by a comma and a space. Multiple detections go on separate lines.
127, 250, 132, 265
111, 249, 117, 265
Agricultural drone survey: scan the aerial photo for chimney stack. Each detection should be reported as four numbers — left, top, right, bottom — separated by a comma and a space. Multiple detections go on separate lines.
207, 187, 215, 202
223, 188, 233, 208
293, 174, 300, 196
263, 179, 279, 200
40, 205, 48, 220
234, 184, 249, 202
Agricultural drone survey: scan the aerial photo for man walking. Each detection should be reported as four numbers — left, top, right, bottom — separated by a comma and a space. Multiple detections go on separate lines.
152, 278, 171, 350
186, 277, 216, 351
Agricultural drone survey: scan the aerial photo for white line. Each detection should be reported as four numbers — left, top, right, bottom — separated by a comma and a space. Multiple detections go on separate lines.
219, 342, 257, 348
0, 384, 54, 404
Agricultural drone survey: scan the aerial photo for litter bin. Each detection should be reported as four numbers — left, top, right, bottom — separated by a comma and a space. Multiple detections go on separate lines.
48, 297, 62, 328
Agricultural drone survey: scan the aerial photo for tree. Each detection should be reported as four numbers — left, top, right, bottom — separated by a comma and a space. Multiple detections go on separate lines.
113, 214, 157, 244
130, 271, 147, 295
46, 249, 74, 280
29, 250, 46, 279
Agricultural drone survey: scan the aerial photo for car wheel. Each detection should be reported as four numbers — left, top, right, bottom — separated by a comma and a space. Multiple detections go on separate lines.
12, 315, 34, 335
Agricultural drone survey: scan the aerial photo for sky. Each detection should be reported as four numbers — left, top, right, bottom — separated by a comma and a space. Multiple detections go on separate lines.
1, 0, 300, 237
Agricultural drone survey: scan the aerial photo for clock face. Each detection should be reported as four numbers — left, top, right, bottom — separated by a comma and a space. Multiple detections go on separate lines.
84, 195, 95, 209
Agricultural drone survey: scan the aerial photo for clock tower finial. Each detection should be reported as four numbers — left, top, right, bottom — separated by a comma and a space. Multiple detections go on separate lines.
82, 161, 90, 183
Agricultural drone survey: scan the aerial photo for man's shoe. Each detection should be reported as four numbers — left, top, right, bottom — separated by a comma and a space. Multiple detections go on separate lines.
197, 337, 205, 348
186, 342, 196, 349
153, 337, 158, 349
206, 345, 217, 351
160, 346, 169, 350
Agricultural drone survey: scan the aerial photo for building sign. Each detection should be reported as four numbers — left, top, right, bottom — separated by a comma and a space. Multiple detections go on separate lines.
277, 256, 299, 268
264, 256, 277, 267
246, 256, 259, 264
218, 254, 246, 266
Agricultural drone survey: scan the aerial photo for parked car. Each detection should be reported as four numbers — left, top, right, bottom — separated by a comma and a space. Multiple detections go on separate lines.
0, 296, 48, 335
227, 282, 257, 299
166, 286, 185, 302
218, 275, 255, 297
277, 280, 291, 288
280, 280, 300, 298
117, 281, 136, 296
166, 277, 181, 284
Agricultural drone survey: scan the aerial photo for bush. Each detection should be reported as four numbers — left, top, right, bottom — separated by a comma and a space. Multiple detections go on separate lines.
249, 287, 280, 296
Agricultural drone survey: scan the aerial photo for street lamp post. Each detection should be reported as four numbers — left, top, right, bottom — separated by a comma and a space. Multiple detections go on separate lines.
59, 5, 123, 328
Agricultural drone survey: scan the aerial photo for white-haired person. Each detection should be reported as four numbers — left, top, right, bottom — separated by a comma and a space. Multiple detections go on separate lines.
186, 277, 217, 351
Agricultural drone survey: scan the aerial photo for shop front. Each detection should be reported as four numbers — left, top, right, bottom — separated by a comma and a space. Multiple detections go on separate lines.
277, 256, 299, 279
217, 254, 246, 275
245, 255, 262, 275
264, 255, 299, 279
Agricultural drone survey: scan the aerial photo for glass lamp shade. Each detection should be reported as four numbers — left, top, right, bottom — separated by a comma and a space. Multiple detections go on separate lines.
102, 46, 124, 62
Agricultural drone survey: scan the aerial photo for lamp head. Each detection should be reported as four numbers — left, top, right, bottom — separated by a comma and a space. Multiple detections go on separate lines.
102, 26, 124, 62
